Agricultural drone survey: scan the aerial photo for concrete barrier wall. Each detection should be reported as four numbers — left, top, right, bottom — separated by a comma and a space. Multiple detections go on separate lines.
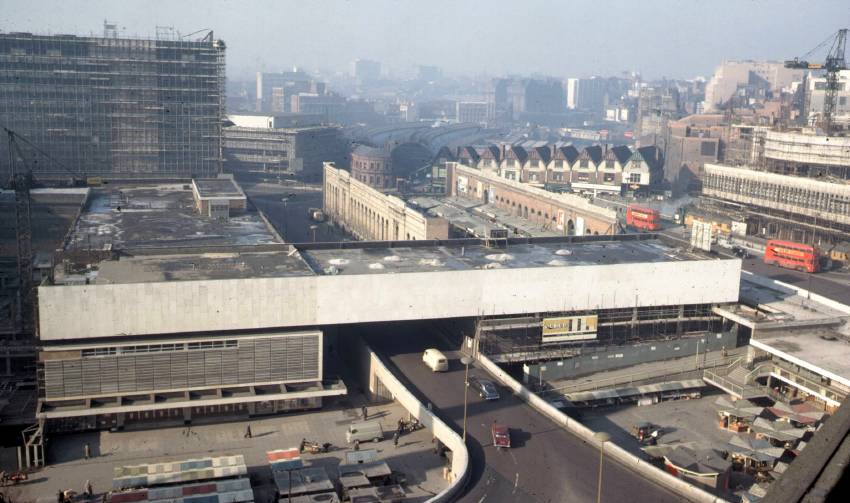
363, 342, 469, 503
524, 332, 736, 381
475, 352, 726, 503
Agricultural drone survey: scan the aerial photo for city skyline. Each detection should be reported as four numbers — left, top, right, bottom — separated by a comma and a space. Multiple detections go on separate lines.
2, 0, 846, 80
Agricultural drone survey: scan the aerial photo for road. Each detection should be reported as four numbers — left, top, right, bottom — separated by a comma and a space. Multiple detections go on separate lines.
657, 226, 850, 305
363, 323, 682, 503
232, 171, 349, 244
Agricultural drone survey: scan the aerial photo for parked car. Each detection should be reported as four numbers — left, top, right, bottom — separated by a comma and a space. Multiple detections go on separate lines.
468, 376, 500, 400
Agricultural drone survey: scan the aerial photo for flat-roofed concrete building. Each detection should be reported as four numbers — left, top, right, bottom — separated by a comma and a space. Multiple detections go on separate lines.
191, 175, 247, 218
223, 113, 348, 181
323, 162, 449, 241
34, 182, 339, 431
0, 31, 225, 182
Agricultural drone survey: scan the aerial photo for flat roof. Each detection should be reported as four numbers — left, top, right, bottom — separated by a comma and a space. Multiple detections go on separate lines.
752, 327, 850, 385
193, 178, 245, 199
52, 236, 716, 285
301, 238, 708, 276
64, 184, 279, 251
88, 250, 313, 284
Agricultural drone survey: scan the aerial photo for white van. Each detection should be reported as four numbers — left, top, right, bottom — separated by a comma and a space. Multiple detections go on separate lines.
346, 420, 384, 444
422, 348, 449, 372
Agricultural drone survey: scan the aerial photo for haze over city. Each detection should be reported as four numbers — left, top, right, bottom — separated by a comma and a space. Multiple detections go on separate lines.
2, 0, 846, 78
2, 1, 850, 502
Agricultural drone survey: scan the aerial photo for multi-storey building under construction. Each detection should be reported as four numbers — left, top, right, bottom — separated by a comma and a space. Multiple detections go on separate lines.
0, 31, 226, 182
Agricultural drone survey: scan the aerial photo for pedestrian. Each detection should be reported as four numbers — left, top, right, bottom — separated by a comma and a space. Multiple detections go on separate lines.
57, 490, 64, 503
393, 431, 400, 448
244, 425, 252, 439
84, 480, 93, 498
84, 442, 91, 460
361, 405, 367, 420
354, 439, 360, 451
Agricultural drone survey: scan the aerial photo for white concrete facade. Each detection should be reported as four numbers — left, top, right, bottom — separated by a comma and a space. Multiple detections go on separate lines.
39, 258, 741, 341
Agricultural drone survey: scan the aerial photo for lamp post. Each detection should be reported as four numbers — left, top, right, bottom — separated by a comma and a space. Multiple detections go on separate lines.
461, 356, 472, 442
593, 431, 611, 503
280, 197, 289, 238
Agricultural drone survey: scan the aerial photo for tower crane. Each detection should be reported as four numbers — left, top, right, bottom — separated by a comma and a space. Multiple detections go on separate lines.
3, 127, 82, 336
785, 29, 848, 135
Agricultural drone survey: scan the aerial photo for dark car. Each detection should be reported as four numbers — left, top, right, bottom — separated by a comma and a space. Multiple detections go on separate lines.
732, 246, 751, 259
468, 376, 500, 400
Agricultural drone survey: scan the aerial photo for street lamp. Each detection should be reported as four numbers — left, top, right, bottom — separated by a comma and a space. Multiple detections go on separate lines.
593, 431, 611, 503
461, 356, 472, 442
280, 197, 289, 238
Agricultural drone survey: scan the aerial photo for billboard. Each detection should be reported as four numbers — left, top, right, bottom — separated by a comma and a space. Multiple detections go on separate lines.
690, 220, 712, 252
541, 314, 598, 343
457, 175, 468, 194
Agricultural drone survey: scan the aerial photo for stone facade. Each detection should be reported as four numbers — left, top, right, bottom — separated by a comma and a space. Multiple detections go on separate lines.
351, 145, 394, 189
445, 162, 619, 235
323, 163, 449, 241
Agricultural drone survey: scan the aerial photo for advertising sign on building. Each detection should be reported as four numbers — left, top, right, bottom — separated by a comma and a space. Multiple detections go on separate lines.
457, 175, 468, 194
541, 314, 598, 343
556, 209, 566, 231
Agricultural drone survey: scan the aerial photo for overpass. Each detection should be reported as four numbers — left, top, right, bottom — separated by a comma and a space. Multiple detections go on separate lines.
363, 321, 683, 503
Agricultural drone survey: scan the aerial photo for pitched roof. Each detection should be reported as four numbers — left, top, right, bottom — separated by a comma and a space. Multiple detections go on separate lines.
529, 146, 551, 163
611, 145, 633, 165
582, 145, 603, 164
505, 145, 528, 163
554, 145, 580, 163
636, 146, 663, 170
435, 146, 455, 161
457, 146, 480, 162
480, 145, 501, 161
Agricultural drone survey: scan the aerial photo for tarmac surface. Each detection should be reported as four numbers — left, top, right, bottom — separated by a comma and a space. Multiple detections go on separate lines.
6, 398, 447, 503
363, 322, 682, 503
233, 172, 348, 244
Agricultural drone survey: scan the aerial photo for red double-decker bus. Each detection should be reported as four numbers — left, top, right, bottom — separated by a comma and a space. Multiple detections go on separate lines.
764, 240, 820, 273
626, 205, 660, 231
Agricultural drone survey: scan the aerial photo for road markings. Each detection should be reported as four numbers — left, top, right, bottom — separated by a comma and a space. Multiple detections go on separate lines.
513, 472, 519, 493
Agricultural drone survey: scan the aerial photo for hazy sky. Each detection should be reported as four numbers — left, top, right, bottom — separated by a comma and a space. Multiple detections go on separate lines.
3, 0, 848, 80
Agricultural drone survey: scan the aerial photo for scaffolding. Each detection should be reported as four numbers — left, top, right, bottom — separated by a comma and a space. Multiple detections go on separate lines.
0, 31, 225, 182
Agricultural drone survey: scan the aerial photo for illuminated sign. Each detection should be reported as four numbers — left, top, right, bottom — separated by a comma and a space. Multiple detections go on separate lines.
541, 314, 598, 343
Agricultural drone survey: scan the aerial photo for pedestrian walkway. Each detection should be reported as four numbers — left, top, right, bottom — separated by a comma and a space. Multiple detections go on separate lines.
11, 397, 447, 503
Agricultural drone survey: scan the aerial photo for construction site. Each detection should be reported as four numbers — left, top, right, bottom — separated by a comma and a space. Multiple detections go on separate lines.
0, 29, 226, 183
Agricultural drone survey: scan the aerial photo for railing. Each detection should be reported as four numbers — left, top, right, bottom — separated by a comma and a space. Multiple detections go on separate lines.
771, 359, 847, 403
545, 353, 739, 395
703, 369, 747, 398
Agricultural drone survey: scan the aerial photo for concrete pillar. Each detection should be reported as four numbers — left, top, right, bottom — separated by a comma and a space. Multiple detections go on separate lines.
676, 305, 685, 335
